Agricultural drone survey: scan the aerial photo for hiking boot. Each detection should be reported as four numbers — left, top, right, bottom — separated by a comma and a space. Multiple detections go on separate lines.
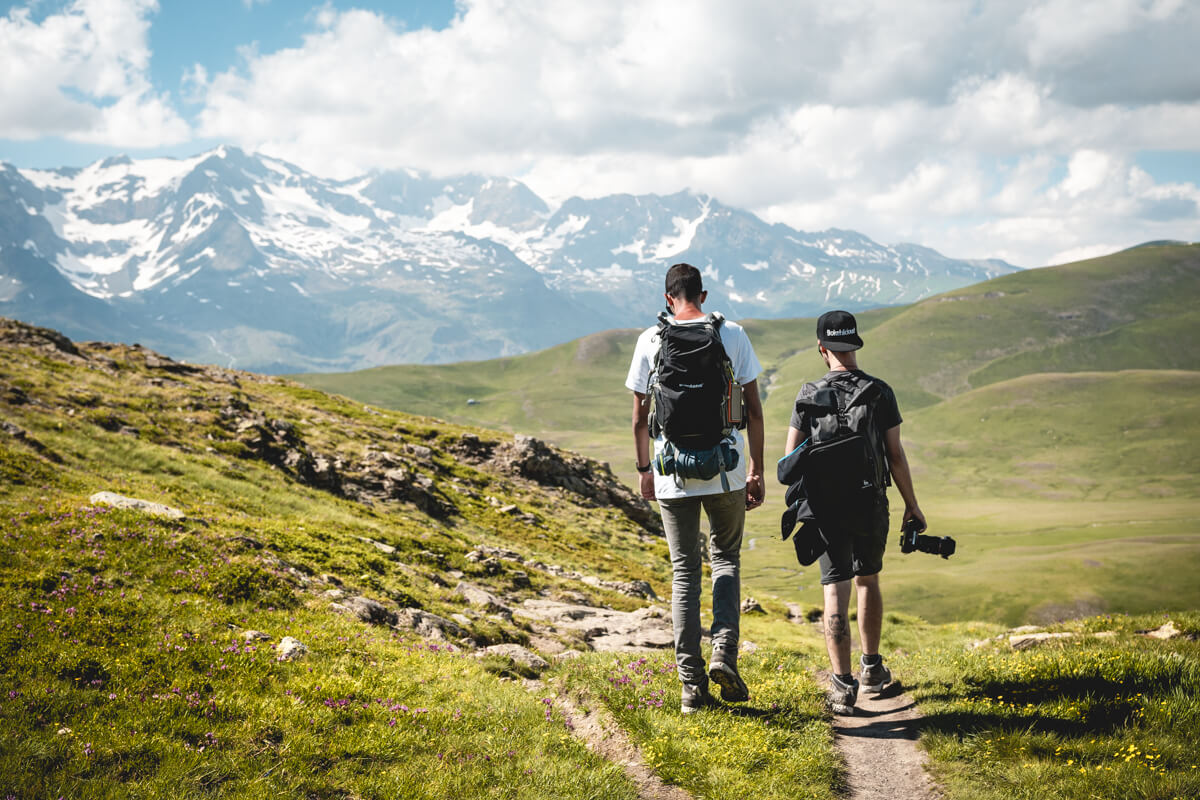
681, 681, 716, 714
708, 650, 749, 703
828, 674, 859, 715
859, 655, 893, 695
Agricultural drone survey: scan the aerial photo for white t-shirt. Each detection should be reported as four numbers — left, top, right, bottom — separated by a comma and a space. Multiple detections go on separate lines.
624, 315, 762, 499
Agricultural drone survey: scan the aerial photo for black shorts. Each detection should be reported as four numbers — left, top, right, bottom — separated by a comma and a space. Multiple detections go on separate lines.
817, 495, 890, 584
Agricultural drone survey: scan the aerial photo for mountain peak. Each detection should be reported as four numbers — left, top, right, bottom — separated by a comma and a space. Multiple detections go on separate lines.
1, 148, 1021, 372
98, 154, 132, 169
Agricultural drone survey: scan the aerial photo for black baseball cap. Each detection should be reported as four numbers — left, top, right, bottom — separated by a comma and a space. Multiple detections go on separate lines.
816, 310, 864, 351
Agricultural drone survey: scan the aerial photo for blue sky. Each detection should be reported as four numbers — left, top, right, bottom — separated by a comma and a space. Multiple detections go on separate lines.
1, 0, 1198, 267
2, 0, 458, 166
144, 1, 457, 99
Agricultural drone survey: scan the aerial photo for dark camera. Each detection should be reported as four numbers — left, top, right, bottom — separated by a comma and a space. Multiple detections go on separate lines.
899, 519, 956, 559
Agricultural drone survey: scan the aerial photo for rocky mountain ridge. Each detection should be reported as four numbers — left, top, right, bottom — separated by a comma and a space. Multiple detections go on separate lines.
0, 147, 1017, 372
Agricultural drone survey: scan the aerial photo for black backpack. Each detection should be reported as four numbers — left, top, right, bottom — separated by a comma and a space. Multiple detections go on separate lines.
648, 312, 742, 486
778, 371, 890, 537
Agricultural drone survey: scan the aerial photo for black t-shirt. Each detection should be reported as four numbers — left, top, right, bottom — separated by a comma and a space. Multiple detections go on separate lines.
789, 370, 902, 432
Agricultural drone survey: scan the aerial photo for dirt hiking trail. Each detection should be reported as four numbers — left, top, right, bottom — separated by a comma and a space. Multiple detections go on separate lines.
554, 692, 693, 800
825, 672, 943, 800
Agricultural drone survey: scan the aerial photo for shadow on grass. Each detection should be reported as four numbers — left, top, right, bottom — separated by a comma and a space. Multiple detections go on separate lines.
718, 703, 822, 729
919, 705, 1138, 739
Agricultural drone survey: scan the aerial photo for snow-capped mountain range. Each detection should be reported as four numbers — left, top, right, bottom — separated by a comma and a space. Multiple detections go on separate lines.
0, 146, 1017, 372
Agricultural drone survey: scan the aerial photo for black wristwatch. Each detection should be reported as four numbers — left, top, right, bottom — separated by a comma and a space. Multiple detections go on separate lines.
636, 461, 652, 473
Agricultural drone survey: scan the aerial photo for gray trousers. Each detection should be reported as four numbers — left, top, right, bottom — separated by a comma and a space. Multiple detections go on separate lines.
657, 489, 745, 686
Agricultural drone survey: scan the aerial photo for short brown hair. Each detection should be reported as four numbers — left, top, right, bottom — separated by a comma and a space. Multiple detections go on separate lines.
665, 263, 703, 301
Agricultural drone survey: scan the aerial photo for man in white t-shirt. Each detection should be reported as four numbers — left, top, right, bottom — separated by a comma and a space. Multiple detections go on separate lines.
625, 263, 765, 713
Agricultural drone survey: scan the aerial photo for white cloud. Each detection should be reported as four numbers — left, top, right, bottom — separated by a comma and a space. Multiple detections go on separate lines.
4, 0, 1197, 268
0, 0, 189, 145
179, 0, 1200, 266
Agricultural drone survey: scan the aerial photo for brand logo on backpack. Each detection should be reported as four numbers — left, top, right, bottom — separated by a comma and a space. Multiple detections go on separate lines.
647, 311, 744, 490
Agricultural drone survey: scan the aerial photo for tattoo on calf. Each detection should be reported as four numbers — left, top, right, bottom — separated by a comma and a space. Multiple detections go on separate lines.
826, 613, 850, 645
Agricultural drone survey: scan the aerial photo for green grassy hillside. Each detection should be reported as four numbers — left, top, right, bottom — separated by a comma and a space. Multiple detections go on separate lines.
904, 369, 1200, 501
5, 318, 1200, 800
0, 319, 842, 799
862, 243, 1200, 407
296, 244, 1200, 627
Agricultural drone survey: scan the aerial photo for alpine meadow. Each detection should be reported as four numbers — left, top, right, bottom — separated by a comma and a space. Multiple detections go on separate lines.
297, 243, 1200, 625
2, 246, 1199, 799
6, 0, 1200, 795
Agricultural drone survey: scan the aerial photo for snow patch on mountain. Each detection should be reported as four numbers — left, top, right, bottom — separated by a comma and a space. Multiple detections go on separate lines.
651, 198, 710, 259
0, 146, 1020, 371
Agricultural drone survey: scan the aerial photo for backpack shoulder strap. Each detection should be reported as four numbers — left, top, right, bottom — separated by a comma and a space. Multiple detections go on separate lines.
706, 311, 725, 329
656, 311, 672, 330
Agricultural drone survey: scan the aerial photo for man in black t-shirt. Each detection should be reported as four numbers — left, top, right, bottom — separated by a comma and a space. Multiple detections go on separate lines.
784, 310, 926, 715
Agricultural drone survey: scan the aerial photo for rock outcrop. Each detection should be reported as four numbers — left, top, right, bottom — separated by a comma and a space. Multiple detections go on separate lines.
466, 545, 658, 600
450, 433, 662, 535
519, 599, 674, 652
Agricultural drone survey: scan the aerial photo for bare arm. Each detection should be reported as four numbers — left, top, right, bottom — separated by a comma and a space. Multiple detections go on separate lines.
785, 425, 804, 455
631, 391, 655, 500
742, 379, 765, 510
884, 425, 926, 531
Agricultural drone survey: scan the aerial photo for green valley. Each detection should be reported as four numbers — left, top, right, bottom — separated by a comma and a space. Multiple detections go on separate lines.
296, 243, 1200, 626
4, 243, 1199, 799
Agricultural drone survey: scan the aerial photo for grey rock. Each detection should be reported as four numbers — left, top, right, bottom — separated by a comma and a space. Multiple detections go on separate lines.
242, 630, 272, 642
1, 421, 61, 462
357, 536, 396, 554
403, 444, 434, 463
344, 595, 399, 626
468, 546, 524, 563
276, 636, 308, 661
614, 579, 657, 599
741, 597, 766, 614
1009, 632, 1075, 650
519, 599, 673, 652
88, 491, 184, 520
480, 644, 549, 672
1141, 621, 1190, 640
230, 535, 264, 550
395, 608, 470, 642
455, 582, 512, 615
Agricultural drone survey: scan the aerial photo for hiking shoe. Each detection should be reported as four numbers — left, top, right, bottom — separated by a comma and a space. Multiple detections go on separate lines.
681, 682, 716, 714
708, 651, 749, 703
859, 656, 893, 695
828, 674, 859, 715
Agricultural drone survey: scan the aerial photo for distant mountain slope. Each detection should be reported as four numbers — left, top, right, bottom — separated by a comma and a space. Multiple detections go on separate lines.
903, 369, 1200, 501
295, 244, 1200, 496
0, 147, 1016, 372
855, 242, 1200, 408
